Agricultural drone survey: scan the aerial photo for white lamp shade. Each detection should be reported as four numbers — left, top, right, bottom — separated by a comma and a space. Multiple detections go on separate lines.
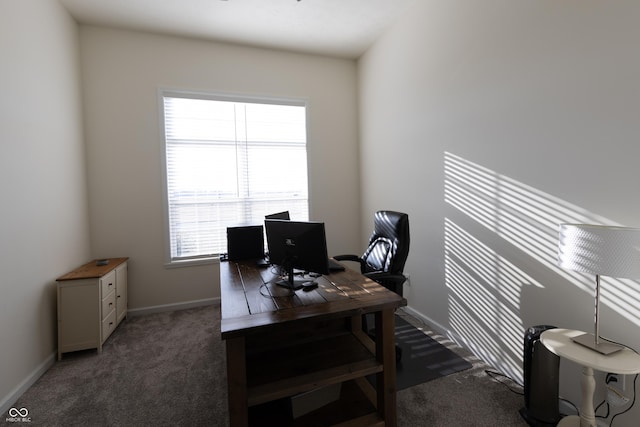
558, 224, 640, 279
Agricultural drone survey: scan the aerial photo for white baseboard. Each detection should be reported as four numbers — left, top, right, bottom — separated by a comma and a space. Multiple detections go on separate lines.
401, 305, 473, 351
127, 297, 220, 317
402, 305, 450, 337
0, 352, 55, 416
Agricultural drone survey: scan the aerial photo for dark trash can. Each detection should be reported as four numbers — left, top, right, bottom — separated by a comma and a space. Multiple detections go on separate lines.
519, 325, 561, 427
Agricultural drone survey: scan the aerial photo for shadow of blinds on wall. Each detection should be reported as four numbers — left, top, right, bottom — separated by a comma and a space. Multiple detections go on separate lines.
443, 151, 640, 382
161, 92, 309, 262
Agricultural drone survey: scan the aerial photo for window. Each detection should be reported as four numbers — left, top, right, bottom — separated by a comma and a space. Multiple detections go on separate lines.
161, 91, 309, 263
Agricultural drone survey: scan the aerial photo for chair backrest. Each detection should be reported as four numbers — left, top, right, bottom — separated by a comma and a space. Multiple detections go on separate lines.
361, 211, 410, 275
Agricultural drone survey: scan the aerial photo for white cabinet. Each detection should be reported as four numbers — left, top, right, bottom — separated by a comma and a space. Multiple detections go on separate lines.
56, 258, 128, 360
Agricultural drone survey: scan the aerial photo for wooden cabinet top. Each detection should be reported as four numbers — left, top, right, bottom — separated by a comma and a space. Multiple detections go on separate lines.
56, 257, 129, 281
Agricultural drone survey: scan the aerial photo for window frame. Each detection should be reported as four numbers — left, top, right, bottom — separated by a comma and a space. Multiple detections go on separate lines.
158, 88, 311, 268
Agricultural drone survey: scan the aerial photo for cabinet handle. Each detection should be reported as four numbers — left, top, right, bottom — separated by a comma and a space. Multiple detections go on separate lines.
109, 302, 113, 307
108, 283, 113, 287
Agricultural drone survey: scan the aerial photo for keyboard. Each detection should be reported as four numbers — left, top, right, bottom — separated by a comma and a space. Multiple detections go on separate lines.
328, 258, 345, 271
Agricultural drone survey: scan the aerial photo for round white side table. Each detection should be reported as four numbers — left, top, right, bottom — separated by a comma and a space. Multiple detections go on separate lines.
540, 328, 640, 427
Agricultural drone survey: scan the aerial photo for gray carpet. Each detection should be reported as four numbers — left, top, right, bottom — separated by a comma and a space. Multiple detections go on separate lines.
7, 306, 227, 426
4, 305, 527, 426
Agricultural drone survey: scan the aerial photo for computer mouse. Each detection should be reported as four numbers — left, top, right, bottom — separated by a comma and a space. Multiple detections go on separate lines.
302, 282, 318, 291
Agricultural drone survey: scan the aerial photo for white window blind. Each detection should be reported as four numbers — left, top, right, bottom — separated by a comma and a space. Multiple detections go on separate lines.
162, 93, 309, 262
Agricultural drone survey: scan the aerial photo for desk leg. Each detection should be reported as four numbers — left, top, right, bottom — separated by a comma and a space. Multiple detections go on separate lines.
226, 336, 248, 427
375, 309, 397, 427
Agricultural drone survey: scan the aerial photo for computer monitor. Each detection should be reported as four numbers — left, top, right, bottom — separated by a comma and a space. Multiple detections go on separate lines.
264, 219, 330, 289
265, 211, 290, 220
226, 225, 264, 261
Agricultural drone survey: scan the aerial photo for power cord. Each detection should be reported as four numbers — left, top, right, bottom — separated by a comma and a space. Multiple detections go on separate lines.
484, 368, 580, 417
484, 369, 523, 395
258, 265, 296, 298
596, 339, 639, 427
561, 398, 579, 417
609, 374, 638, 427
595, 399, 610, 419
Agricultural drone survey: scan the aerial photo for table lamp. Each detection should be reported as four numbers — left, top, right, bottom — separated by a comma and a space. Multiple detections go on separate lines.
558, 224, 640, 355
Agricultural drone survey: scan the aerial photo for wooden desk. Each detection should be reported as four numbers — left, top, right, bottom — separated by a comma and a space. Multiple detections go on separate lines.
220, 260, 407, 426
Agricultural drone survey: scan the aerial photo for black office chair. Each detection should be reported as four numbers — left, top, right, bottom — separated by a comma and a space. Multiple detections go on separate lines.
334, 210, 410, 361
334, 210, 410, 297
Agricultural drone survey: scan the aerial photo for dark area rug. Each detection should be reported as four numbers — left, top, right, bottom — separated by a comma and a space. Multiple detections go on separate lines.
369, 315, 472, 390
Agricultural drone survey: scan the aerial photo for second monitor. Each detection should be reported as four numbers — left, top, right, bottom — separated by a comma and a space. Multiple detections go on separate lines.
264, 219, 330, 289
265, 211, 290, 220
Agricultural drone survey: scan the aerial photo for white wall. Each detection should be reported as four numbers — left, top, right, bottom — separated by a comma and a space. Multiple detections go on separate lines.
0, 0, 90, 412
360, 1, 640, 424
79, 27, 361, 310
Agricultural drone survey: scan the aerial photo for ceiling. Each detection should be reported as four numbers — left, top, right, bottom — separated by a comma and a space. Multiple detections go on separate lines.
59, 0, 418, 59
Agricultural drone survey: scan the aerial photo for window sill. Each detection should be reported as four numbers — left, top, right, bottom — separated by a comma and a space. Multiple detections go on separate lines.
164, 256, 219, 269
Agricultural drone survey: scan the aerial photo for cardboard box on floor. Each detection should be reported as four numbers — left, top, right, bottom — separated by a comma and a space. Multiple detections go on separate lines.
290, 383, 342, 418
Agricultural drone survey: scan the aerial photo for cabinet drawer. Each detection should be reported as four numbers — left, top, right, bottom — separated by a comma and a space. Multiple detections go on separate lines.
100, 270, 116, 298
102, 310, 117, 342
101, 289, 116, 320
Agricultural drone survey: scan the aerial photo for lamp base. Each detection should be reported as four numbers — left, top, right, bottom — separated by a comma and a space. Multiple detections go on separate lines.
572, 333, 624, 355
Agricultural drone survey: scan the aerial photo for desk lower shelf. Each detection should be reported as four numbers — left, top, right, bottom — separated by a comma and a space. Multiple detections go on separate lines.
249, 379, 380, 427
246, 332, 382, 407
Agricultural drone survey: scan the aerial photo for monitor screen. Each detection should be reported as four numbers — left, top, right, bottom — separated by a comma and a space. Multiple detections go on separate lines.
265, 211, 291, 220
265, 219, 329, 289
226, 225, 264, 261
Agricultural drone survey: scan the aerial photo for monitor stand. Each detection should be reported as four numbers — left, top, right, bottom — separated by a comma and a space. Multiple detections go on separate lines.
275, 279, 305, 290
274, 263, 306, 290
274, 262, 313, 290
